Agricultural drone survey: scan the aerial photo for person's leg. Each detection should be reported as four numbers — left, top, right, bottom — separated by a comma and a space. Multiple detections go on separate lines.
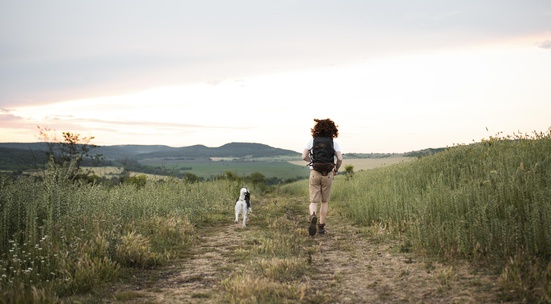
319, 174, 334, 226
319, 202, 329, 224
309, 170, 322, 213
308, 170, 322, 236
308, 205, 318, 236
309, 202, 318, 215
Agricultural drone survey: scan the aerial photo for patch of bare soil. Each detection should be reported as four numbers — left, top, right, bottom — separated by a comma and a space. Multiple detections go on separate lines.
306, 221, 507, 303
103, 224, 246, 303
102, 199, 512, 304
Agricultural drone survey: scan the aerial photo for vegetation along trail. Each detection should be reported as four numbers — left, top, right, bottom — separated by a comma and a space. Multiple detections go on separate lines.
96, 195, 507, 304
3, 131, 548, 302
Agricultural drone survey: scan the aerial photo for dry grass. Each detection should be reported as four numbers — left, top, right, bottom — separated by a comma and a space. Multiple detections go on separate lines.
289, 156, 413, 171
84, 166, 170, 181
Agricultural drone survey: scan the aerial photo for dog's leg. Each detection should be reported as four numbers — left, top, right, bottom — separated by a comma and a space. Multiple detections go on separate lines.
242, 208, 247, 227
235, 202, 240, 224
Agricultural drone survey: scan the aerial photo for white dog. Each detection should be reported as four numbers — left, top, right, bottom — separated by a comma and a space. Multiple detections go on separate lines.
234, 187, 251, 227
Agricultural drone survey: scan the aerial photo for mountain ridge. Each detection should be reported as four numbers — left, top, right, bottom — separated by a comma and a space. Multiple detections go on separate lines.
0, 142, 301, 163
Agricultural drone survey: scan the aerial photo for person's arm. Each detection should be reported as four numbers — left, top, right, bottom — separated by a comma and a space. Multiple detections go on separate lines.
302, 149, 311, 163
333, 151, 343, 175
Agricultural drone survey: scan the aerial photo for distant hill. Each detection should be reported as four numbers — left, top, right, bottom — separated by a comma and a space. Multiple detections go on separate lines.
133, 142, 301, 160
0, 142, 447, 172
0, 146, 48, 171
0, 142, 301, 170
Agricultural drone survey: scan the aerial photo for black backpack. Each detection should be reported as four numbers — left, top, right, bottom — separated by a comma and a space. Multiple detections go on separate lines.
310, 137, 335, 175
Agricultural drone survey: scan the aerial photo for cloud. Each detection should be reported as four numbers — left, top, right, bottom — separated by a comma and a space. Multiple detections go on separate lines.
76, 117, 238, 130
0, 111, 38, 132
27, 114, 247, 134
537, 40, 551, 49
0, 113, 22, 122
0, 109, 27, 125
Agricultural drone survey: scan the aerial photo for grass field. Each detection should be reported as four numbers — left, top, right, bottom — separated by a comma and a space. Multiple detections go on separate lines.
140, 159, 309, 180
289, 156, 414, 171
85, 166, 172, 181
140, 156, 413, 180
88, 156, 414, 182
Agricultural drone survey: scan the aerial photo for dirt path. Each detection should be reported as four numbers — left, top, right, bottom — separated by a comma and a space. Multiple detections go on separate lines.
101, 197, 510, 304
305, 222, 502, 303
103, 224, 246, 303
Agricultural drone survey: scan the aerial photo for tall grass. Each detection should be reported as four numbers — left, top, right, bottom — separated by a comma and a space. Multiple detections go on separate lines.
326, 130, 551, 302
0, 162, 244, 302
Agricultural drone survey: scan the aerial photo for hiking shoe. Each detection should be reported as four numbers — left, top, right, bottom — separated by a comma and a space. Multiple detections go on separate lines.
308, 212, 317, 236
318, 223, 326, 235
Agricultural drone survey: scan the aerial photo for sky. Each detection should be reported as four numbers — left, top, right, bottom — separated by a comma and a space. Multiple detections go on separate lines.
1, 1, 550, 153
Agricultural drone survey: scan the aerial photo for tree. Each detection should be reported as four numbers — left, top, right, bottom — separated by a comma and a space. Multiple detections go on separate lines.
37, 125, 101, 180
344, 164, 355, 181
125, 174, 147, 189
219, 171, 240, 182
248, 172, 266, 186
183, 172, 200, 183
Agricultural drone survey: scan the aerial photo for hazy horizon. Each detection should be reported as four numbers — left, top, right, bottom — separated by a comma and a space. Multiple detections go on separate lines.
1, 1, 550, 153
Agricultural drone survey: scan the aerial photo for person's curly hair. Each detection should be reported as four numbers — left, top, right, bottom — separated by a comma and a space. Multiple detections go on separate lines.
310, 118, 339, 138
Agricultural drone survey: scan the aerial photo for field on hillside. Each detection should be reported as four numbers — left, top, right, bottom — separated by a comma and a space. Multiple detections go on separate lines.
328, 132, 551, 303
140, 159, 309, 180
289, 156, 414, 171
87, 157, 413, 182
138, 156, 413, 180
85, 166, 170, 181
